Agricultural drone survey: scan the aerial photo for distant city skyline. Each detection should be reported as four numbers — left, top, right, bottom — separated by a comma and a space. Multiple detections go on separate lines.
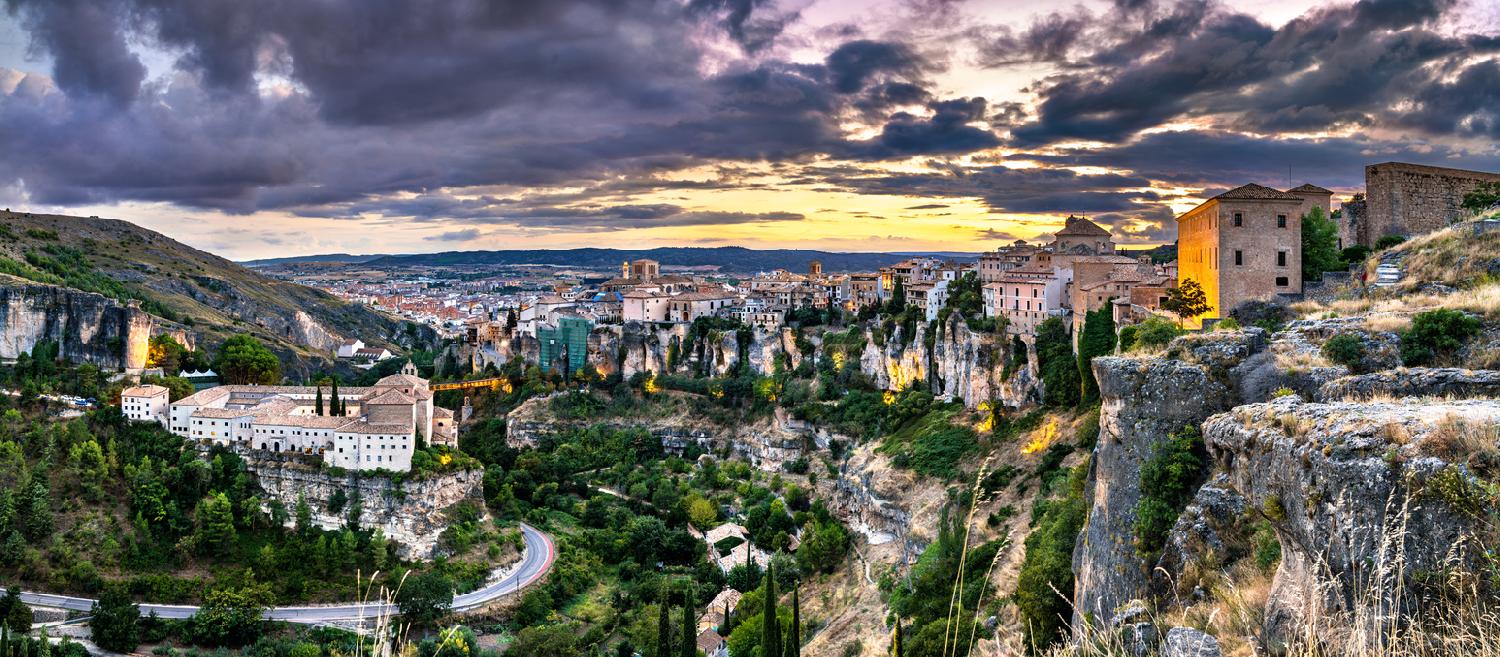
1, 0, 1498, 259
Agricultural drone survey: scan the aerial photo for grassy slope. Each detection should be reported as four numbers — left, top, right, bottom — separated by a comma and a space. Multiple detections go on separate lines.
0, 210, 420, 366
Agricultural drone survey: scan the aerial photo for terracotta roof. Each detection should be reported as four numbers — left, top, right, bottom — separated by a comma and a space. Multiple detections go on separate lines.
1214, 183, 1303, 201
259, 415, 357, 429
122, 385, 169, 398
1054, 215, 1111, 236
1286, 183, 1333, 194
340, 422, 415, 435
433, 406, 454, 418
365, 389, 416, 405
374, 373, 426, 388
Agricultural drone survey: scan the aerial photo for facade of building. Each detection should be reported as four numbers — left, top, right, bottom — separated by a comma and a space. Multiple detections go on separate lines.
128, 362, 448, 472
1360, 162, 1500, 246
122, 384, 170, 426
1177, 183, 1323, 323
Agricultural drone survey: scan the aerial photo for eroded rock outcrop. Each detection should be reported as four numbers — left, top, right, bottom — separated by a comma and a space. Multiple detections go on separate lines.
245, 451, 484, 560
1319, 367, 1500, 401
1203, 395, 1500, 651
1073, 330, 1267, 631
0, 279, 153, 369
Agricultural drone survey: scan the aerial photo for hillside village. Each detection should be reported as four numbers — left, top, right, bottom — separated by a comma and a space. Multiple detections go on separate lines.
0, 158, 1497, 657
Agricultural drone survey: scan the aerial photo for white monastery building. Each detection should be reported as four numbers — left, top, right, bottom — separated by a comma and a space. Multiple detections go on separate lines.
121, 363, 457, 472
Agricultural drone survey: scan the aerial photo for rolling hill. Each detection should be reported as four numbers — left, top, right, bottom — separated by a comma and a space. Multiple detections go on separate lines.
293, 246, 981, 273
0, 210, 432, 375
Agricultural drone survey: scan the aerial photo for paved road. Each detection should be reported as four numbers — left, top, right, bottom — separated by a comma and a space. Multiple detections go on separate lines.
18, 523, 554, 624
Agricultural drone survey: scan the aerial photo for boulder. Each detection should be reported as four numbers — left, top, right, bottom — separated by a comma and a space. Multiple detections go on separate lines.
1162, 627, 1222, 657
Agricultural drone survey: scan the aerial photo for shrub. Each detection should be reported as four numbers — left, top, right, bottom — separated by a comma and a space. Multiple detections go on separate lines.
1117, 324, 1138, 351
1321, 333, 1366, 371
1133, 426, 1206, 559
1400, 309, 1481, 366
1375, 234, 1407, 250
1016, 463, 1088, 653
1341, 245, 1372, 265
1131, 316, 1185, 350
1229, 298, 1292, 332
1214, 317, 1241, 331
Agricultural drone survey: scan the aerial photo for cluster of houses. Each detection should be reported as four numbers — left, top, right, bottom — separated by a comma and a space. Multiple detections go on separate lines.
484, 180, 1340, 367
121, 362, 457, 472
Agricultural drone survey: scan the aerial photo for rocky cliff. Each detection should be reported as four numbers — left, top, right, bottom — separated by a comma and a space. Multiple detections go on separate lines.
0, 277, 153, 369
243, 452, 484, 560
1073, 329, 1267, 631
1203, 395, 1500, 651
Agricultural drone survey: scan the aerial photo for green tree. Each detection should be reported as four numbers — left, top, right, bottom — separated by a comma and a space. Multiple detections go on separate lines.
887, 278, 907, 314
214, 335, 282, 385
656, 599, 672, 657
21, 479, 52, 541
788, 586, 801, 657
1, 587, 32, 633
508, 624, 579, 657
1133, 427, 1207, 559
90, 585, 140, 653
1301, 207, 1341, 280
330, 379, 342, 416
796, 517, 850, 575
1161, 279, 1211, 326
191, 583, 272, 647
395, 571, 453, 627
1035, 318, 1078, 408
761, 563, 781, 657
1076, 305, 1116, 406
195, 492, 237, 556
681, 586, 695, 657
314, 387, 324, 416
944, 272, 983, 318
1461, 181, 1500, 213
1016, 467, 1088, 654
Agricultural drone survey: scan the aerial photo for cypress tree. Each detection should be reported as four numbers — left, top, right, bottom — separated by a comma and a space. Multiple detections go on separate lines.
330, 379, 341, 416
315, 387, 324, 416
681, 586, 695, 657
656, 597, 671, 657
788, 586, 801, 657
892, 616, 904, 657
761, 563, 780, 657
1077, 304, 1117, 406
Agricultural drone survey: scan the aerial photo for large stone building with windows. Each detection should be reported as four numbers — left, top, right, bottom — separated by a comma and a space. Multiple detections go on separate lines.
1176, 183, 1331, 324
121, 362, 456, 472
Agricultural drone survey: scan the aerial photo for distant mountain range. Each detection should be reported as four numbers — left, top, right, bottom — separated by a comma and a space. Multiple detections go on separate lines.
245, 246, 987, 273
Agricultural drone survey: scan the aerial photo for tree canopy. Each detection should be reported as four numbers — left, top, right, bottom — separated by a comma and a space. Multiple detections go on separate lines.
213, 335, 282, 385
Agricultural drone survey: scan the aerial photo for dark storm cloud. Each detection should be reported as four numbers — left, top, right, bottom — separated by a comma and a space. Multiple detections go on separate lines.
825, 40, 925, 94
294, 194, 804, 232
842, 97, 1001, 159
5, 0, 145, 105
687, 0, 796, 52
1001, 0, 1499, 145
818, 164, 1159, 216
1010, 130, 1500, 190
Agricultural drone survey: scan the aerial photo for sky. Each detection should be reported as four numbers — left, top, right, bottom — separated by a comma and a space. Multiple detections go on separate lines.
0, 0, 1498, 260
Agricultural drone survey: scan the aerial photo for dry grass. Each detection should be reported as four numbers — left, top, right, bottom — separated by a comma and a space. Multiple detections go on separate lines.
1419, 415, 1500, 462
1274, 349, 1332, 372
1293, 281, 1500, 320
1033, 491, 1500, 657
1364, 314, 1412, 333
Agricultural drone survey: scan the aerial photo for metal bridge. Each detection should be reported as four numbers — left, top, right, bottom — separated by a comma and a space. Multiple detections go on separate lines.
429, 377, 511, 392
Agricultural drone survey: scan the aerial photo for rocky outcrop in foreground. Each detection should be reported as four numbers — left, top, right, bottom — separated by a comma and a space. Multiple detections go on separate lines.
244, 451, 484, 559
1073, 329, 1267, 630
1204, 395, 1500, 651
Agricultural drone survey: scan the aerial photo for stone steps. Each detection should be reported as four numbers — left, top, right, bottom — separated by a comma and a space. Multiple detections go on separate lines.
1373, 252, 1405, 287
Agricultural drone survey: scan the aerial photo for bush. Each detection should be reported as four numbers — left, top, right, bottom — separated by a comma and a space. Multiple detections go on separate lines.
1117, 324, 1138, 352
1133, 427, 1206, 559
1016, 464, 1088, 653
1229, 298, 1292, 332
1341, 245, 1372, 265
1321, 333, 1366, 371
1400, 309, 1481, 366
1131, 316, 1185, 350
1375, 234, 1407, 250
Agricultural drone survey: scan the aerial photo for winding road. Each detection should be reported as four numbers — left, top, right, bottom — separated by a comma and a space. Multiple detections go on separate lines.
17, 523, 555, 624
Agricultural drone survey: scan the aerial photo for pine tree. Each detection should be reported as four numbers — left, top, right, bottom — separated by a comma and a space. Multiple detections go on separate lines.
315, 387, 324, 416
681, 586, 695, 657
761, 563, 781, 657
656, 597, 672, 657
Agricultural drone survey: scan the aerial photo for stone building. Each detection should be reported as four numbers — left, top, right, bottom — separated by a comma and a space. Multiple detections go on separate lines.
1360, 162, 1500, 246
1176, 183, 1330, 324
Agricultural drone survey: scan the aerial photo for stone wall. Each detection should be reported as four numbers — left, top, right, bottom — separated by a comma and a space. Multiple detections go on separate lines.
242, 451, 484, 559
1363, 161, 1500, 246
0, 279, 153, 370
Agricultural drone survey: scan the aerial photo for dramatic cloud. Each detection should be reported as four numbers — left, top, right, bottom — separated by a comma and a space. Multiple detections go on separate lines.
0, 0, 1496, 254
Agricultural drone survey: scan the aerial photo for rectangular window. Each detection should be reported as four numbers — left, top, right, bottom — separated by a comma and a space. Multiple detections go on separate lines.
1234, 250, 1243, 266
1277, 251, 1288, 267
1233, 212, 1242, 227
1276, 276, 1289, 287
1277, 215, 1287, 228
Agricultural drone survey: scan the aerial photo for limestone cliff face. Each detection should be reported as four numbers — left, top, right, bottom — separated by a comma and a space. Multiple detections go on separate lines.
1073, 329, 1267, 630
244, 452, 484, 560
0, 280, 153, 370
1203, 395, 1500, 651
